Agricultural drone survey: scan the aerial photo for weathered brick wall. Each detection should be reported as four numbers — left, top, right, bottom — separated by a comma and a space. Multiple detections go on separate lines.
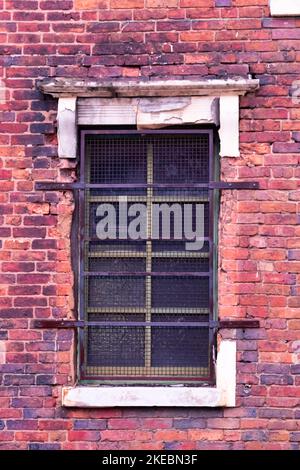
0, 0, 300, 450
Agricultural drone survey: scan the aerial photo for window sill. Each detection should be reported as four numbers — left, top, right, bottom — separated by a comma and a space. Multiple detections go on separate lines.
62, 340, 236, 408
270, 0, 300, 16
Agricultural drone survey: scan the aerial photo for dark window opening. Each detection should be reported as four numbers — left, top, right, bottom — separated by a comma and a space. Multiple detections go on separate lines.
79, 129, 217, 383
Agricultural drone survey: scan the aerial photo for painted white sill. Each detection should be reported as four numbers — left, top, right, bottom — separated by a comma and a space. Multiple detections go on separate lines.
270, 0, 300, 16
62, 340, 236, 408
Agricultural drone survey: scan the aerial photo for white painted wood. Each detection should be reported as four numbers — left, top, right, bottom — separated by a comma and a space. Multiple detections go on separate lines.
270, 0, 300, 16
219, 95, 240, 157
57, 97, 77, 159
62, 340, 236, 408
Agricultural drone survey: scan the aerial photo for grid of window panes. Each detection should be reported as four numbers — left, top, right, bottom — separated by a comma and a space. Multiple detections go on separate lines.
81, 131, 213, 382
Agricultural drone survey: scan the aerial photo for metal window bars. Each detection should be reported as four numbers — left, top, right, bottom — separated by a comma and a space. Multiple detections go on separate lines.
34, 129, 260, 384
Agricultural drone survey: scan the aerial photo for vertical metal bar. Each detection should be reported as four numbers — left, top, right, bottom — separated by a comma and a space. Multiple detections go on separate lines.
145, 141, 153, 369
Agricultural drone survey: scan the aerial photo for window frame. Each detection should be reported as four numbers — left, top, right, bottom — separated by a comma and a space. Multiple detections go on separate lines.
269, 0, 300, 16
77, 128, 218, 385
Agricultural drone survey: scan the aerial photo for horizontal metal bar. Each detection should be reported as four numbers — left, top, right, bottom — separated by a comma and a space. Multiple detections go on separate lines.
35, 182, 259, 191
33, 320, 82, 329
97, 321, 209, 327
83, 271, 210, 277
87, 307, 147, 314
33, 319, 259, 329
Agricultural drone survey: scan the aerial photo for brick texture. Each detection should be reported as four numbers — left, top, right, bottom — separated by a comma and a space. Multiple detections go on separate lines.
0, 0, 300, 450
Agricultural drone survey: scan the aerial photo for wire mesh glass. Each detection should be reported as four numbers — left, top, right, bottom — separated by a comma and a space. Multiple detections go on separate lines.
152, 276, 209, 308
88, 275, 146, 308
152, 135, 210, 184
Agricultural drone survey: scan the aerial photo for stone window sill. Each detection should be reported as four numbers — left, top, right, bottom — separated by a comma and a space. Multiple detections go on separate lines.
62, 340, 236, 408
270, 0, 300, 16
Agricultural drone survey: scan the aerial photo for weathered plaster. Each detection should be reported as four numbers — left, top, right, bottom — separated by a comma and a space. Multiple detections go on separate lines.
57, 97, 77, 159
62, 340, 236, 408
269, 0, 300, 16
42, 78, 259, 159
77, 98, 138, 125
78, 96, 219, 128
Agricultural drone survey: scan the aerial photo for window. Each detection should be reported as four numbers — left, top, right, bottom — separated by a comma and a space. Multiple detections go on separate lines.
78, 129, 217, 384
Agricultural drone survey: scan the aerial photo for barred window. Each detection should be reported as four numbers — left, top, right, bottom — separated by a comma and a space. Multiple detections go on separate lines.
79, 129, 217, 383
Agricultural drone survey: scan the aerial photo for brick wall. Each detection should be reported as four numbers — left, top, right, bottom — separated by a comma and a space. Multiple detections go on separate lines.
1, 0, 300, 450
